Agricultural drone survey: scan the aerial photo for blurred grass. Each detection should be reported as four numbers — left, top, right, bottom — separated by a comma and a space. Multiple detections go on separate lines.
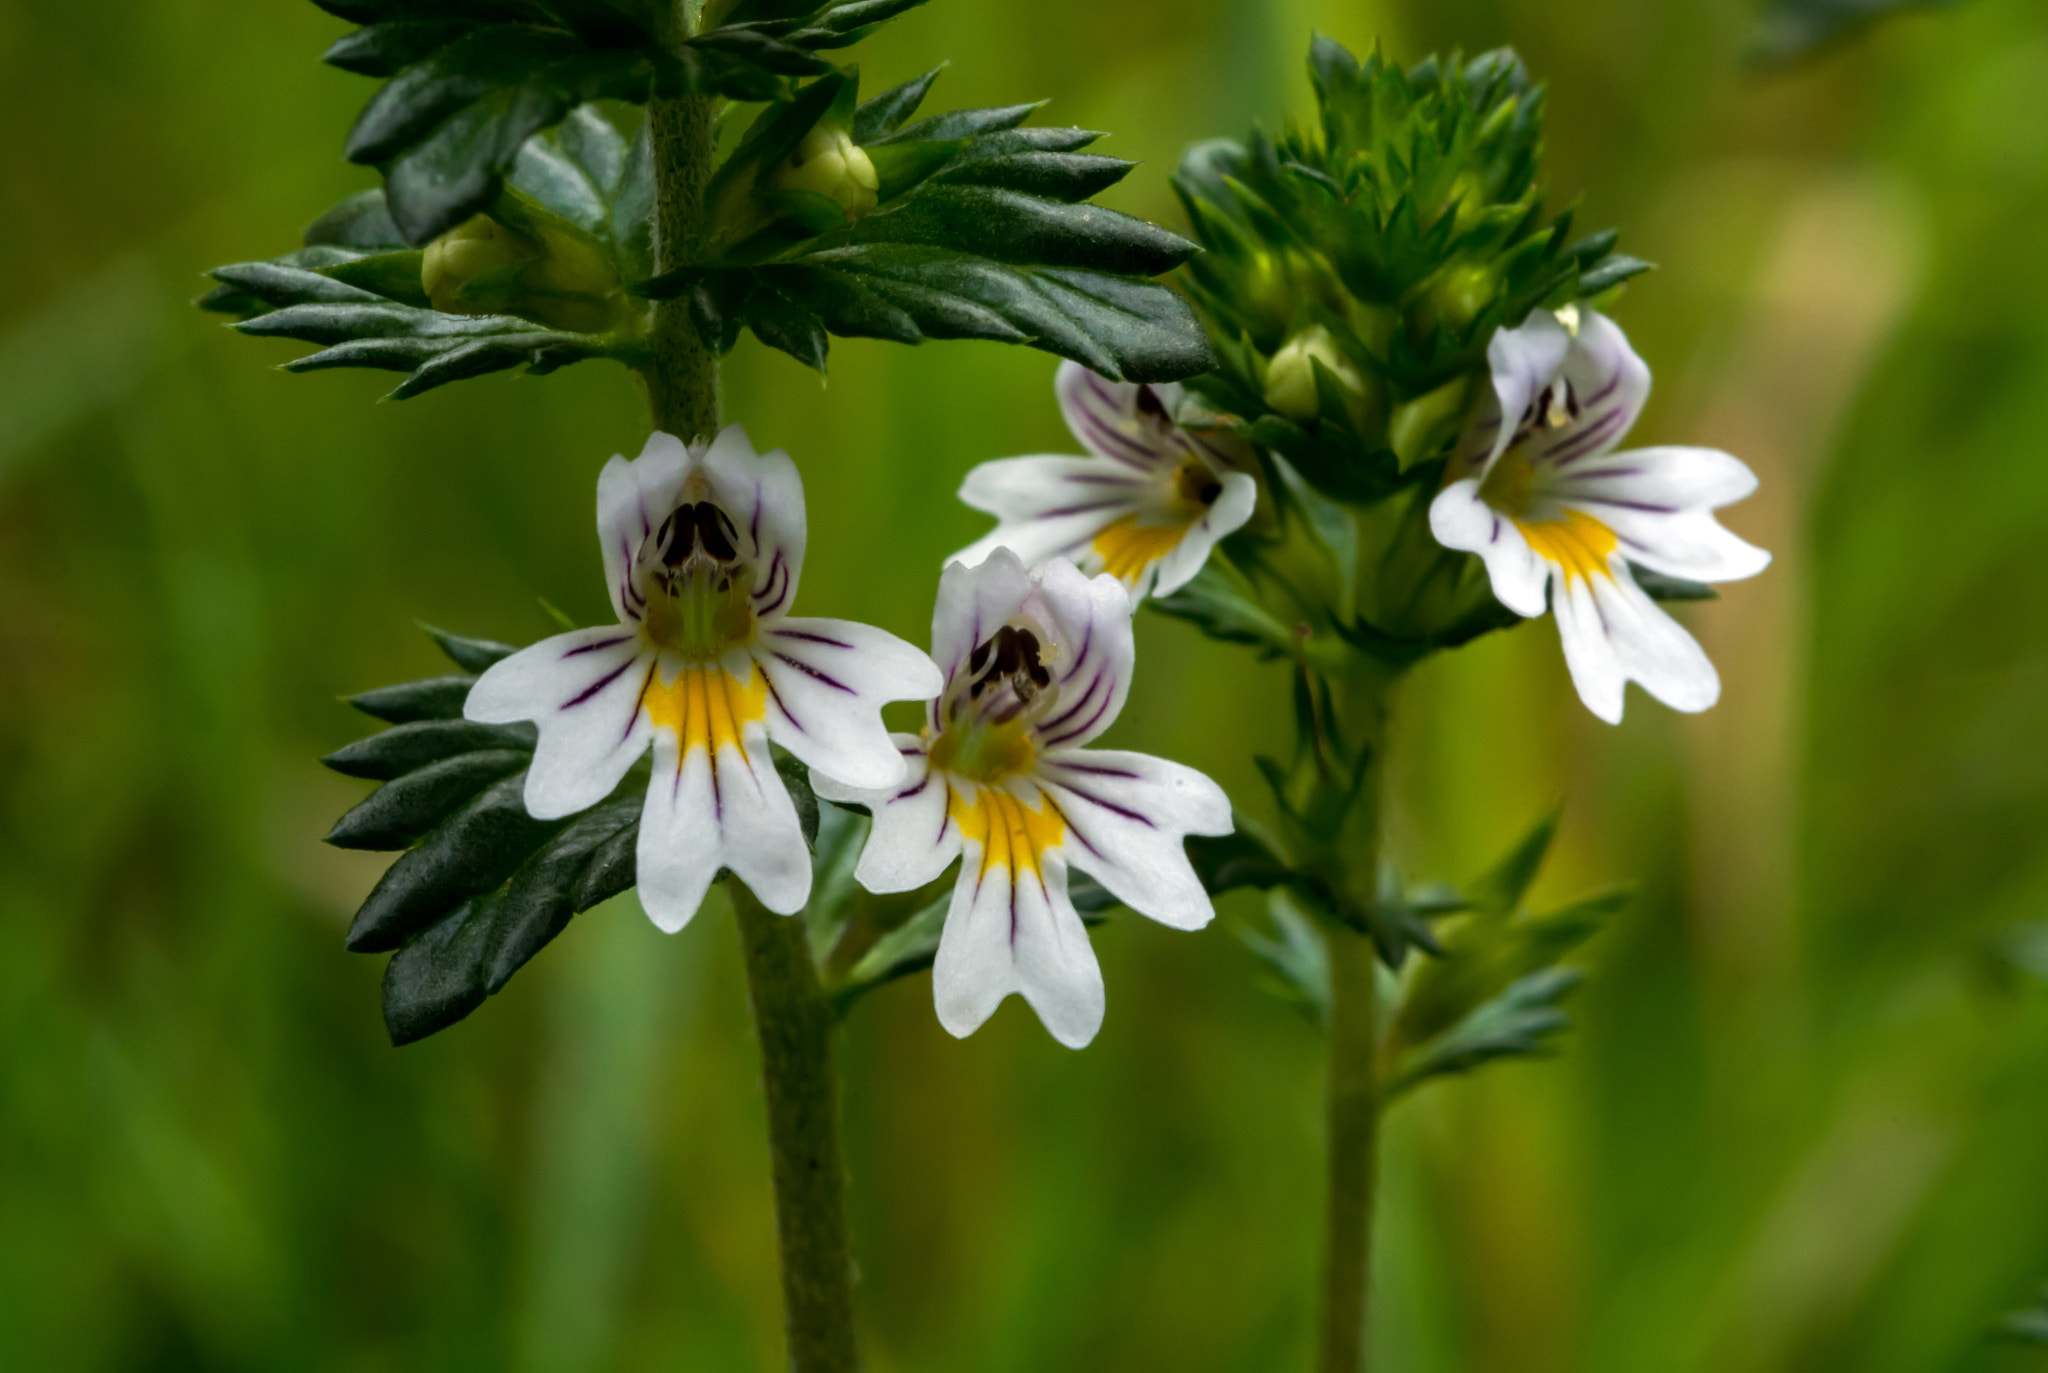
4, 0, 2048, 1369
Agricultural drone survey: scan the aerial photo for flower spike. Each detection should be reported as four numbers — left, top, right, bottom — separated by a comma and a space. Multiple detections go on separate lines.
952, 362, 1259, 601
1430, 309, 1771, 722
466, 427, 942, 931
815, 550, 1234, 1047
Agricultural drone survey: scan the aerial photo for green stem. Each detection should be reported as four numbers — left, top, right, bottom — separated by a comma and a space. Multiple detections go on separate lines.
645, 91, 720, 441
1314, 669, 1389, 1373
733, 884, 864, 1373
643, 69, 861, 1371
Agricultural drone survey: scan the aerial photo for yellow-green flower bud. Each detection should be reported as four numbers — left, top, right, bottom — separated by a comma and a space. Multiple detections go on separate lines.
1264, 325, 1365, 421
1388, 375, 1474, 471
772, 124, 880, 221
421, 216, 531, 315
420, 214, 626, 335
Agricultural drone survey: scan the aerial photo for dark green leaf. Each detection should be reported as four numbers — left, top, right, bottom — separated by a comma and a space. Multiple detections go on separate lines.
323, 718, 535, 781
1150, 562, 1297, 657
1578, 253, 1654, 296
422, 624, 518, 671
1632, 565, 1719, 602
1240, 891, 1331, 1026
852, 65, 941, 142
345, 773, 560, 950
347, 674, 476, 724
325, 750, 531, 850
324, 19, 473, 77
1386, 967, 1583, 1098
1467, 807, 1558, 915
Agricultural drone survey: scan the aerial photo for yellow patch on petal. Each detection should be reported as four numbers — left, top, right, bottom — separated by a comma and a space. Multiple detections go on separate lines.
641, 663, 769, 755
950, 786, 1065, 884
1092, 514, 1192, 585
1515, 508, 1618, 584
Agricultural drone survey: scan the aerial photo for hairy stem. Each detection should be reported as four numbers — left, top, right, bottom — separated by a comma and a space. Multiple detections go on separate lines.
1315, 670, 1390, 1373
645, 91, 719, 441
733, 884, 864, 1373
644, 54, 861, 1370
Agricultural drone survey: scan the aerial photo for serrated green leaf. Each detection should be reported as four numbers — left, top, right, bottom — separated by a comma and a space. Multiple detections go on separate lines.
1468, 807, 1558, 916
1242, 890, 1332, 1026
1386, 967, 1583, 1098
1577, 253, 1653, 296
1150, 562, 1297, 657
318, 250, 432, 308
326, 749, 531, 850
348, 674, 476, 723
852, 64, 941, 142
323, 718, 535, 781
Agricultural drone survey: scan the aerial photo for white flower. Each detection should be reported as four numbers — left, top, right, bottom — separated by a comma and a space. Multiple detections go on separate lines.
465, 427, 942, 931
813, 550, 1233, 1047
951, 361, 1258, 601
1429, 308, 1770, 723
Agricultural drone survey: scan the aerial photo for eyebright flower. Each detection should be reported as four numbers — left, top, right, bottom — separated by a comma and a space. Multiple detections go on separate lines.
465, 428, 942, 930
813, 549, 1233, 1048
1429, 308, 1770, 723
952, 362, 1258, 601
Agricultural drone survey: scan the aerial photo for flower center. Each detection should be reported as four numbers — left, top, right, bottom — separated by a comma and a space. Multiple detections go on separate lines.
931, 620, 1062, 782
1478, 379, 1581, 516
642, 500, 756, 656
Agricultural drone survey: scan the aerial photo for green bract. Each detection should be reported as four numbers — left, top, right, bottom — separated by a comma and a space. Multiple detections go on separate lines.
1172, 39, 1648, 504
316, 0, 933, 243
639, 65, 1213, 381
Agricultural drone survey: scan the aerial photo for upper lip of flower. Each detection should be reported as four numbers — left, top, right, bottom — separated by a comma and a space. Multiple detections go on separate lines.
951, 362, 1259, 600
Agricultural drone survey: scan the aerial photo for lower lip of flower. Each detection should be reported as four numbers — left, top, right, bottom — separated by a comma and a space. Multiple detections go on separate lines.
950, 784, 1064, 880
1516, 507, 1617, 583
641, 661, 769, 751
928, 717, 1036, 784
644, 562, 756, 656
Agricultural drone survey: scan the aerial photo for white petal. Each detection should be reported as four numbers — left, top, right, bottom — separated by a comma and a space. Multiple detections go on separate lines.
597, 433, 690, 625
1552, 564, 1720, 724
754, 617, 940, 790
1429, 479, 1549, 619
465, 626, 654, 820
1024, 559, 1136, 750
1522, 309, 1652, 472
930, 549, 1036, 691
696, 423, 808, 618
636, 718, 810, 931
1549, 446, 1772, 585
812, 739, 961, 893
1144, 468, 1257, 599
1055, 361, 1182, 471
933, 846, 1104, 1048
952, 455, 1148, 570
1468, 310, 1572, 477
1036, 749, 1231, 931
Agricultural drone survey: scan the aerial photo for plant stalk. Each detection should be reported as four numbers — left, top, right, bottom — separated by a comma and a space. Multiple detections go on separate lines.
645, 75, 862, 1372
1314, 668, 1390, 1373
733, 884, 864, 1373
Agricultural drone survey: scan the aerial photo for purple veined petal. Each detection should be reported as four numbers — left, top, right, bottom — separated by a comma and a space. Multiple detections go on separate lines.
811, 736, 963, 893
756, 617, 940, 791
465, 626, 657, 821
1546, 445, 1770, 585
1141, 468, 1259, 600
930, 550, 1037, 694
694, 423, 808, 611
1548, 556, 1719, 725
1024, 558, 1134, 748
1035, 747, 1231, 932
931, 792, 1104, 1048
1055, 361, 1181, 471
1428, 478, 1548, 618
597, 434, 690, 624
635, 682, 809, 931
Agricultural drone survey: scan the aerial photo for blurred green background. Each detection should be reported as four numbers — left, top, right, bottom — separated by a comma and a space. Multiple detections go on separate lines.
5, 0, 2048, 1368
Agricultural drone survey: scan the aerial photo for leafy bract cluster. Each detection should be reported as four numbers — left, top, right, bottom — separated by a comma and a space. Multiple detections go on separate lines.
201, 14, 1211, 395
316, 0, 931, 243
1225, 808, 1625, 1103
1173, 38, 1647, 503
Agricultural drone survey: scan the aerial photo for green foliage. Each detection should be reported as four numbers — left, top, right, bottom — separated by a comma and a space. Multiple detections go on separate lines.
315, 0, 931, 243
1749, 0, 1963, 65
1172, 40, 1648, 503
325, 627, 641, 1045
198, 108, 648, 398
1232, 809, 1619, 1104
638, 68, 1214, 381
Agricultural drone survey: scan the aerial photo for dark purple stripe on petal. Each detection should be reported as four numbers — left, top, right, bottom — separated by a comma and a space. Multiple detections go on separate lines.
761, 671, 805, 736
563, 655, 638, 710
1582, 373, 1621, 408
1048, 777, 1155, 828
1576, 496, 1680, 515
1037, 670, 1106, 735
565, 633, 635, 658
1541, 409, 1628, 465
1046, 759, 1142, 780
772, 651, 856, 694
1059, 623, 1094, 683
1039, 692, 1113, 749
892, 774, 930, 803
773, 627, 854, 650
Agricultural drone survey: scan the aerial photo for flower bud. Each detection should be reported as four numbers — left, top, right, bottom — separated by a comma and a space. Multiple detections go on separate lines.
421, 216, 530, 314
772, 123, 880, 221
1264, 325, 1365, 421
420, 214, 626, 335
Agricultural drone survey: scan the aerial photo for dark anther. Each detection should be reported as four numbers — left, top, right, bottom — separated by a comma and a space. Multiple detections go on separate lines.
993, 625, 1021, 675
695, 502, 739, 562
969, 640, 992, 673
660, 503, 697, 565
1028, 662, 1051, 689
1135, 385, 1168, 421
1198, 479, 1223, 504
